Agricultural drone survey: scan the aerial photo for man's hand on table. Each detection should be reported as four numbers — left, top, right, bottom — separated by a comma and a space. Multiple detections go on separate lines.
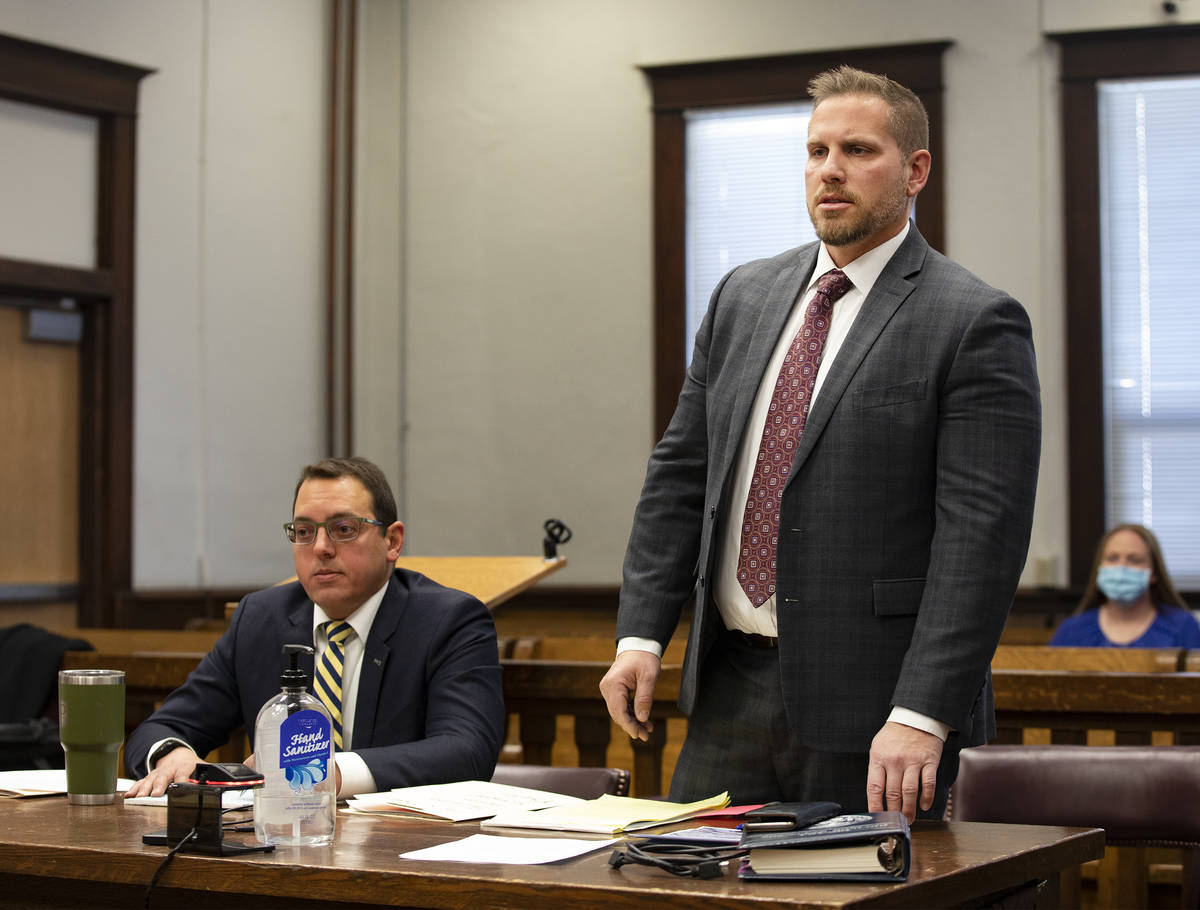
123, 746, 200, 798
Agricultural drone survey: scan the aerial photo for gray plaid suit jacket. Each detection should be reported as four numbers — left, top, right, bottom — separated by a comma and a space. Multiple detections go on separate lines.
617, 228, 1041, 755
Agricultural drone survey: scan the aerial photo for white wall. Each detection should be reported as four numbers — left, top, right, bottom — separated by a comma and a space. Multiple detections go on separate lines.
3, 0, 1198, 592
401, 0, 654, 570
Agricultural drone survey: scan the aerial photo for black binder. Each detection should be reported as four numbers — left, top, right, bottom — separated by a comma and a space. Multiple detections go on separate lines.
738, 810, 911, 882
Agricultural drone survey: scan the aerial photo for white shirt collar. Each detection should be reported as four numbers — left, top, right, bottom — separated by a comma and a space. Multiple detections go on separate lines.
311, 574, 390, 641
809, 220, 911, 297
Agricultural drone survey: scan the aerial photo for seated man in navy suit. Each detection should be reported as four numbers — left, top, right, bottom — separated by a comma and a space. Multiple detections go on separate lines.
124, 456, 505, 798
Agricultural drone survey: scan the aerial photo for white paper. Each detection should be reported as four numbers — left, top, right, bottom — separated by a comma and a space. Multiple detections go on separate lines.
123, 788, 255, 809
399, 833, 617, 865
482, 791, 730, 835
638, 825, 742, 844
0, 769, 136, 797
346, 779, 582, 822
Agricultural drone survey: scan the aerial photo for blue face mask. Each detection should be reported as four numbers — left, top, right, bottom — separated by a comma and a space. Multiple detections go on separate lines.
1096, 565, 1151, 605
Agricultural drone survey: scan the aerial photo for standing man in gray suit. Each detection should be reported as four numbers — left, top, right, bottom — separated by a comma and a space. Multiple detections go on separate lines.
600, 66, 1041, 822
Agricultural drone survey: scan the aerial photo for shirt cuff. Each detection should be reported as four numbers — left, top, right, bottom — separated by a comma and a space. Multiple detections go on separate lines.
888, 707, 950, 741
616, 636, 663, 659
334, 751, 378, 799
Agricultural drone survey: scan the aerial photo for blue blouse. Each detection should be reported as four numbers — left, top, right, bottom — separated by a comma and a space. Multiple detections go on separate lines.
1049, 604, 1200, 648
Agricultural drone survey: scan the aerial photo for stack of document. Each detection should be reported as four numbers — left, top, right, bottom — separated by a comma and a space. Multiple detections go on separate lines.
0, 769, 136, 799
482, 791, 730, 835
344, 779, 581, 822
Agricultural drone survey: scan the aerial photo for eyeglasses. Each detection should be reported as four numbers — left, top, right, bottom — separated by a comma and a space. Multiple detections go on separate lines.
284, 517, 384, 545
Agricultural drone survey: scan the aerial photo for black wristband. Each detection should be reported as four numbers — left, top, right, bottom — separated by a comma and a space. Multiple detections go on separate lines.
147, 739, 188, 770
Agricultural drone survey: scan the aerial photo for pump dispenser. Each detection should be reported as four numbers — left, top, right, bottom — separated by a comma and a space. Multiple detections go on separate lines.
253, 643, 336, 846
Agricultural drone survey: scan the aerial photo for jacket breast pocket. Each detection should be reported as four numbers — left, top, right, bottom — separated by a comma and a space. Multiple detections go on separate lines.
852, 379, 928, 410
872, 578, 925, 617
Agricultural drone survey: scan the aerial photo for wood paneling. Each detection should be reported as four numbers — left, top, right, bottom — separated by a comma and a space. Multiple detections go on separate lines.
0, 306, 77, 585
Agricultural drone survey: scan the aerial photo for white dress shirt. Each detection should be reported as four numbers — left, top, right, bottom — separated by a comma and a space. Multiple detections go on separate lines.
618, 223, 948, 740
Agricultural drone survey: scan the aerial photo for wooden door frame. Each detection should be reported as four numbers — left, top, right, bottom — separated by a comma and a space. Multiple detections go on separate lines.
0, 33, 152, 626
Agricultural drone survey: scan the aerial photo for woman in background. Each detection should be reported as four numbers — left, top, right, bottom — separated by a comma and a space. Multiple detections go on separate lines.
1051, 524, 1200, 647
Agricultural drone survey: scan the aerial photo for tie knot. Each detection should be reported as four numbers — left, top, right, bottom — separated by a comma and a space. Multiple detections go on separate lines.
323, 621, 355, 645
813, 269, 852, 306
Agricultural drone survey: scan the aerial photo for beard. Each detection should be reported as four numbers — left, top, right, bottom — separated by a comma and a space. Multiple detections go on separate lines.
808, 174, 911, 249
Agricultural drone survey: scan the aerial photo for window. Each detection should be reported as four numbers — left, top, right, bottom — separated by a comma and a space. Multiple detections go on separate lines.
684, 103, 815, 365
1053, 27, 1200, 587
641, 43, 950, 437
1097, 75, 1200, 585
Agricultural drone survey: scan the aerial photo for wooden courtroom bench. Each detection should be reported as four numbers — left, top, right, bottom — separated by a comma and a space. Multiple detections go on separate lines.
991, 664, 1200, 746
503, 642, 1196, 782
991, 645, 1186, 673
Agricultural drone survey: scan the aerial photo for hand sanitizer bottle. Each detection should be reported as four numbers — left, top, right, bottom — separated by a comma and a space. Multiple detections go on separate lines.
253, 644, 336, 846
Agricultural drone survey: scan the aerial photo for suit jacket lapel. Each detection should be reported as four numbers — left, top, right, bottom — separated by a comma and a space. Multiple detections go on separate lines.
352, 571, 402, 748
719, 245, 819, 474
791, 230, 929, 471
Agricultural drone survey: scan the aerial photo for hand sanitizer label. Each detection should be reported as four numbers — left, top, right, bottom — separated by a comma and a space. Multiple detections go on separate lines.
279, 709, 331, 792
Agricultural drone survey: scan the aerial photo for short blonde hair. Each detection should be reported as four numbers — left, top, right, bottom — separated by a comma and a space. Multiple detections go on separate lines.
807, 65, 929, 160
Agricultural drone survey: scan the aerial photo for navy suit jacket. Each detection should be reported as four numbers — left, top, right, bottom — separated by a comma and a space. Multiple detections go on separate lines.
618, 229, 1042, 756
125, 568, 505, 790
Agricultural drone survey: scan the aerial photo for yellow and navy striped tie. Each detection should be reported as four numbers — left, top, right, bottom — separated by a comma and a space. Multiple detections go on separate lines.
314, 620, 355, 749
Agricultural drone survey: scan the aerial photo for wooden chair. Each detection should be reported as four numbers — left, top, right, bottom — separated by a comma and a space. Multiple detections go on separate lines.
490, 763, 630, 799
952, 744, 1200, 908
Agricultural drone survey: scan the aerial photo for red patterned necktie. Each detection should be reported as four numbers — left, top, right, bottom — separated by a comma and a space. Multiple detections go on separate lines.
737, 269, 853, 607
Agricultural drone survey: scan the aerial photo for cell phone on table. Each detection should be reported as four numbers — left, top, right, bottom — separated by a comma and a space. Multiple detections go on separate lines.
740, 800, 842, 833
741, 818, 800, 833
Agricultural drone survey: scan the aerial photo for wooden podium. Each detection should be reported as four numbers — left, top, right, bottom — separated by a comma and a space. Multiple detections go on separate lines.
230, 555, 566, 618
392, 555, 566, 610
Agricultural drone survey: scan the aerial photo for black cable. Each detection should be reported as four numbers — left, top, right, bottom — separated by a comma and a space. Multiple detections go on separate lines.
609, 841, 749, 879
221, 803, 254, 831
144, 826, 198, 909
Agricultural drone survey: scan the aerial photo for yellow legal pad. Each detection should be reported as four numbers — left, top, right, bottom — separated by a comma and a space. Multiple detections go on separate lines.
480, 791, 730, 835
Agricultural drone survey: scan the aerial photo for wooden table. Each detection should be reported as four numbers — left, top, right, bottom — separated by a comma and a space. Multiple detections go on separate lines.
0, 797, 1102, 908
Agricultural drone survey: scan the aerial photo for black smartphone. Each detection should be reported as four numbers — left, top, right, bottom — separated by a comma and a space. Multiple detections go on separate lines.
188, 761, 264, 786
741, 800, 842, 833
741, 818, 800, 833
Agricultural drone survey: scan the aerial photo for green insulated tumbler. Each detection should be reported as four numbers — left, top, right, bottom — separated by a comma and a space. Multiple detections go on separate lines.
58, 669, 126, 805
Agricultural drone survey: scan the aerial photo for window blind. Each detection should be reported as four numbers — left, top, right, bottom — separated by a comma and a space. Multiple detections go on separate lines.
684, 103, 816, 365
1098, 75, 1200, 585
